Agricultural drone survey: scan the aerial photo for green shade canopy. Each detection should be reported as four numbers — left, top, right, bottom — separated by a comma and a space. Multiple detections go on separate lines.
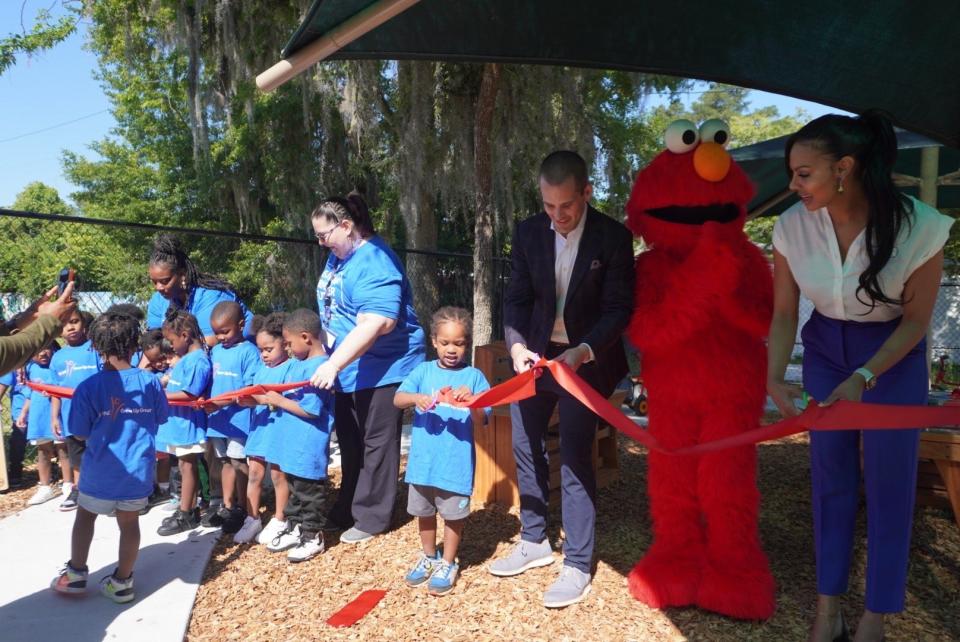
279, 0, 960, 148
732, 131, 960, 216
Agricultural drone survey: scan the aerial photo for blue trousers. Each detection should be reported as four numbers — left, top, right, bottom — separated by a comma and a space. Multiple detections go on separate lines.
511, 370, 598, 574
802, 311, 927, 613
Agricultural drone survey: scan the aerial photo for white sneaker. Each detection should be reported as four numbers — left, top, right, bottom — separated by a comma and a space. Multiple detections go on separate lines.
287, 532, 324, 562
61, 482, 73, 496
233, 516, 263, 544
257, 517, 286, 546
265, 523, 301, 552
27, 485, 59, 506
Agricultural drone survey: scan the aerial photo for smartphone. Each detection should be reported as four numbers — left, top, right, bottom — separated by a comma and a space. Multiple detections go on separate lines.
57, 268, 75, 297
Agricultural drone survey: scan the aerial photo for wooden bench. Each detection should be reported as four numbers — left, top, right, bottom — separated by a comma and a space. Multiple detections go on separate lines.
471, 341, 622, 508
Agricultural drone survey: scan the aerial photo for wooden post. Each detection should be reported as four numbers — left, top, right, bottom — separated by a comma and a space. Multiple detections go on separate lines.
256, 0, 421, 92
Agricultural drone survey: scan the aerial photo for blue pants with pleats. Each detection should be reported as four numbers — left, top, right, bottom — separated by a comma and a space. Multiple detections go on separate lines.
801, 310, 927, 613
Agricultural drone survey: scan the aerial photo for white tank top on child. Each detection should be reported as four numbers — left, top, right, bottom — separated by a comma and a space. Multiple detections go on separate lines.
773, 196, 954, 322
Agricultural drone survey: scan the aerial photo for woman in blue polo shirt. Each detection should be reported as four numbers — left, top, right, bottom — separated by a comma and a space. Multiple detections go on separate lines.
309, 193, 425, 543
146, 234, 254, 347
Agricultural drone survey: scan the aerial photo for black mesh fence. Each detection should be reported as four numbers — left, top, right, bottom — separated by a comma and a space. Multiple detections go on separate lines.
0, 209, 511, 338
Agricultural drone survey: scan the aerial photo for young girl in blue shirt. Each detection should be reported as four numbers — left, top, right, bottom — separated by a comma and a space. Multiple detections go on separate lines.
156, 309, 212, 536
394, 307, 489, 595
235, 312, 292, 545
49, 308, 102, 511
258, 309, 335, 563
140, 329, 176, 509
24, 342, 68, 506
50, 306, 169, 604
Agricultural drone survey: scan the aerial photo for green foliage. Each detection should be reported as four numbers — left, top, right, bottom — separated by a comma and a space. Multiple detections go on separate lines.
0, 5, 78, 75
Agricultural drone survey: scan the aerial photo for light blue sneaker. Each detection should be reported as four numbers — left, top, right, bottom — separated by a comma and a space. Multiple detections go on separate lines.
405, 550, 441, 586
428, 559, 459, 596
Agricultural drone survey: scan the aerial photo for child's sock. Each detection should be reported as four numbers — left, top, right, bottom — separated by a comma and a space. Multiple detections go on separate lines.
159, 482, 170, 492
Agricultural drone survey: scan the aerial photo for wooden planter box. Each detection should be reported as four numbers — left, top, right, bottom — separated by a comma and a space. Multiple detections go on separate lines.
917, 429, 960, 529
472, 341, 622, 508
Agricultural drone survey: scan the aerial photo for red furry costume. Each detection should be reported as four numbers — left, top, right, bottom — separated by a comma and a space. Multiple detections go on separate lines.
625, 121, 776, 620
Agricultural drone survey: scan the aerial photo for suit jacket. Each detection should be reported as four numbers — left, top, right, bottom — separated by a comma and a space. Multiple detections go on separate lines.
504, 206, 635, 397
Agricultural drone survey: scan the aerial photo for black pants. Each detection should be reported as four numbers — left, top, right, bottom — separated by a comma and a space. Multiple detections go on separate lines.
67, 436, 86, 470
285, 474, 327, 536
7, 425, 26, 482
328, 383, 402, 534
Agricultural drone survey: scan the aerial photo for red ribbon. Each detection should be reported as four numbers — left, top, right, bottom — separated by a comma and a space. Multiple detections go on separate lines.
326, 589, 388, 627
445, 359, 960, 456
26, 380, 309, 409
27, 361, 960, 454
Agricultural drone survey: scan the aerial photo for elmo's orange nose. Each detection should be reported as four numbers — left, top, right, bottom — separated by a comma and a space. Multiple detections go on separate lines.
693, 142, 731, 182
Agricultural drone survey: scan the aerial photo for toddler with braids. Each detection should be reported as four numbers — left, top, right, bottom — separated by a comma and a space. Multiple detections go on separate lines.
50, 305, 170, 604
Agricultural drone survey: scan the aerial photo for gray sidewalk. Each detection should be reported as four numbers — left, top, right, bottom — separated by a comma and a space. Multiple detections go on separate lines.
0, 496, 218, 642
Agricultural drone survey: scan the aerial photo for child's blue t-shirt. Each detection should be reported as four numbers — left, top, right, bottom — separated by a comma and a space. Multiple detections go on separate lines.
399, 361, 490, 496
25, 361, 55, 442
71, 368, 170, 501
271, 355, 334, 480
0, 370, 29, 424
207, 341, 261, 440
244, 359, 291, 460
316, 235, 425, 393
147, 287, 254, 339
50, 340, 103, 438
156, 348, 211, 448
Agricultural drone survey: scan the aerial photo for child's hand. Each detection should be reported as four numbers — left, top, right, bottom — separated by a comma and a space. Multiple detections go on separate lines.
52, 418, 62, 439
451, 386, 473, 403
202, 401, 219, 414
262, 391, 285, 405
15, 415, 27, 429
237, 397, 258, 408
415, 393, 436, 412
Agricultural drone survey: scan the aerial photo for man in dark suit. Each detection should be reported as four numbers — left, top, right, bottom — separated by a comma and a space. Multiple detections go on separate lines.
490, 150, 635, 608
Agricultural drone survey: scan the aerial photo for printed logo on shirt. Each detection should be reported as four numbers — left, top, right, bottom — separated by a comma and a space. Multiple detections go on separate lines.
213, 364, 240, 378
102, 397, 154, 420
59, 361, 98, 378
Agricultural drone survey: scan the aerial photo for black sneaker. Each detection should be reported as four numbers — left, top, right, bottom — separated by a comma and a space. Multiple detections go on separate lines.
221, 507, 247, 535
59, 486, 79, 512
157, 509, 200, 536
140, 485, 171, 515
200, 505, 230, 528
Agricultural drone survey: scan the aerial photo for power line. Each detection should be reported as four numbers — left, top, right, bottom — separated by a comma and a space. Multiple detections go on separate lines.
0, 108, 111, 144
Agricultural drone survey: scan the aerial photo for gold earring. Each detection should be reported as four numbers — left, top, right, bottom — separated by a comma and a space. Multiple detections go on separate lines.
837, 177, 844, 194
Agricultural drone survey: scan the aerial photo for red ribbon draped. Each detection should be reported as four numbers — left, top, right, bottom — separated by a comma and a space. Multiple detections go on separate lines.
27, 360, 959, 454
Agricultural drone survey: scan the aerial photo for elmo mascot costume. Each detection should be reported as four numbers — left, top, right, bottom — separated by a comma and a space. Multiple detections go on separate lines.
626, 119, 775, 620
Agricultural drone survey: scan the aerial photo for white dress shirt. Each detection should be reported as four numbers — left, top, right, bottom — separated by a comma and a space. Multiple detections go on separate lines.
773, 196, 953, 321
551, 205, 588, 343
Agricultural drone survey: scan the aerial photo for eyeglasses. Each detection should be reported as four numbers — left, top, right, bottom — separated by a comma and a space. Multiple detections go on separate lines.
314, 223, 339, 243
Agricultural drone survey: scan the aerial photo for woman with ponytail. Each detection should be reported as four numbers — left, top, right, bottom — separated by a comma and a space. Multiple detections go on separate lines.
146, 234, 254, 347
308, 192, 425, 543
767, 111, 954, 642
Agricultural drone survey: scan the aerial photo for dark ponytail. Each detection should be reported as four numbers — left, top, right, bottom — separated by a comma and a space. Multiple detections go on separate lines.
784, 110, 913, 310
149, 234, 238, 296
310, 191, 375, 237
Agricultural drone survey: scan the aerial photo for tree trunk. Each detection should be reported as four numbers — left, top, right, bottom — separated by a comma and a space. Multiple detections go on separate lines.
397, 61, 438, 328
472, 63, 501, 353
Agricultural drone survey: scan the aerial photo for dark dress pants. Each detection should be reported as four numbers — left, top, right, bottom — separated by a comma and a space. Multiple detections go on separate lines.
511, 368, 598, 574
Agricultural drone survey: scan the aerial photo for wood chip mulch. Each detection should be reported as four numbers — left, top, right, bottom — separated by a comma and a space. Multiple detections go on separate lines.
0, 467, 46, 519
185, 424, 960, 642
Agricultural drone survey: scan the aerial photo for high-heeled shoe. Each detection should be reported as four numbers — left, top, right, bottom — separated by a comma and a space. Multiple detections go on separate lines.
834, 612, 851, 642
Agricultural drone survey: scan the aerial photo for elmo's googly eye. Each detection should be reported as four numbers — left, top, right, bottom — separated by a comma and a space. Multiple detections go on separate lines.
664, 119, 699, 154
699, 119, 731, 147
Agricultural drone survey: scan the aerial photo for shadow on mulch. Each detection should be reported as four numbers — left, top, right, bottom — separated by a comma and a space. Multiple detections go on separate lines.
187, 435, 960, 642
